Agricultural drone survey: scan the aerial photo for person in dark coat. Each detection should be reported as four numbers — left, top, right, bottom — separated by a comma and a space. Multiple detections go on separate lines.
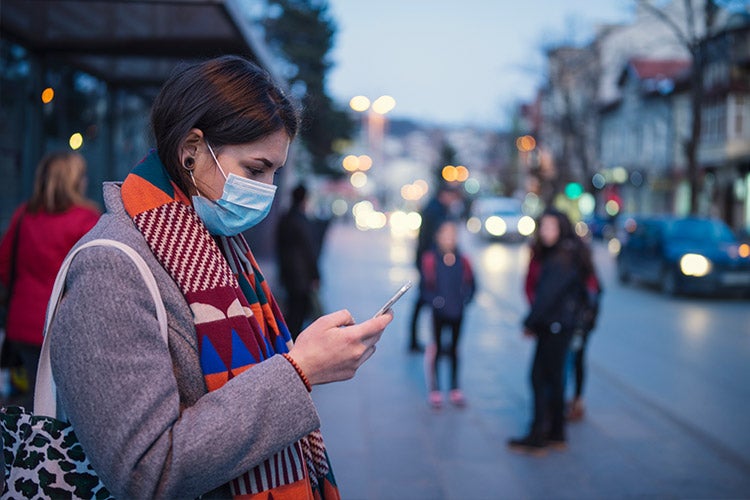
508, 208, 591, 454
275, 184, 320, 340
408, 183, 462, 352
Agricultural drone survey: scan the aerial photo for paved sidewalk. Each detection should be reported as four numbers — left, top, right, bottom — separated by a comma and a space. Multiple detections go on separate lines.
307, 222, 750, 500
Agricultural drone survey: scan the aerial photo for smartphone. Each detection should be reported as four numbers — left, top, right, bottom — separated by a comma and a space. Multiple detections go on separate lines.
373, 281, 413, 317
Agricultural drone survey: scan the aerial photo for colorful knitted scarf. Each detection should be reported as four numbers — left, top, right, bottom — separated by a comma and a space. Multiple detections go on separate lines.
121, 151, 339, 500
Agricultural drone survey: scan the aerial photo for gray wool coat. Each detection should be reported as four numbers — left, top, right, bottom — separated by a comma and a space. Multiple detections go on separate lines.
49, 183, 320, 499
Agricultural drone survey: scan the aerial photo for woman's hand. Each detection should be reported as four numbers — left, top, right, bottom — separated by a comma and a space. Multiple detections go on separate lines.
288, 309, 393, 386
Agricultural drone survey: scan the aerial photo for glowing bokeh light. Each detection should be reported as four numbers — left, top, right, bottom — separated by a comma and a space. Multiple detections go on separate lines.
455, 166, 469, 182
592, 173, 606, 189
350, 171, 367, 188
331, 198, 348, 216
464, 178, 480, 194
485, 216, 507, 236
608, 238, 622, 255
466, 216, 482, 234
358, 155, 373, 171
680, 254, 711, 277
442, 165, 457, 182
371, 95, 396, 115
406, 212, 422, 231
612, 166, 628, 184
605, 199, 620, 216
518, 216, 536, 236
578, 193, 596, 215
69, 133, 83, 150
342, 155, 359, 171
349, 95, 370, 112
515, 135, 536, 152
41, 87, 55, 104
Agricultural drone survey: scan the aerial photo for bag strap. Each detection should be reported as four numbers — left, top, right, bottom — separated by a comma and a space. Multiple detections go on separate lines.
34, 238, 168, 418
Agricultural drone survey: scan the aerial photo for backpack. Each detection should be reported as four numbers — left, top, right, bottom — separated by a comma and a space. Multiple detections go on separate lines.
575, 276, 602, 335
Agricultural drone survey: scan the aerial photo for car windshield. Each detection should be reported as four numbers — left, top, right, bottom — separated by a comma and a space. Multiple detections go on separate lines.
473, 197, 522, 216
667, 219, 736, 243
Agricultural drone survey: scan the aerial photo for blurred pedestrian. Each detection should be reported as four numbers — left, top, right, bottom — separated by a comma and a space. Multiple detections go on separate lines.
45, 55, 391, 498
422, 220, 475, 409
275, 183, 321, 340
409, 183, 463, 352
524, 219, 602, 422
567, 265, 602, 420
509, 208, 590, 454
0, 151, 100, 406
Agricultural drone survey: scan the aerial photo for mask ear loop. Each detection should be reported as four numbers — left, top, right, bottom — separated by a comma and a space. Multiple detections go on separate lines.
205, 142, 229, 181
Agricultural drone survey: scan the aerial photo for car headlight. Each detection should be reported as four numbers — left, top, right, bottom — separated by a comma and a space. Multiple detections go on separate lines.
517, 215, 536, 236
485, 215, 507, 236
679, 253, 712, 277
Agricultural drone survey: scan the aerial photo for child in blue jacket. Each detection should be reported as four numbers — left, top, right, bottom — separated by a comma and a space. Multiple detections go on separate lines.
421, 219, 476, 408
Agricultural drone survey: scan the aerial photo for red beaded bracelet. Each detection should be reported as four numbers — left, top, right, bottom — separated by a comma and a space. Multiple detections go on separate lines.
282, 353, 312, 392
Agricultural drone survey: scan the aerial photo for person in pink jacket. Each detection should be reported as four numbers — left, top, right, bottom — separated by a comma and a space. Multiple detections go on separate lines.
0, 151, 100, 405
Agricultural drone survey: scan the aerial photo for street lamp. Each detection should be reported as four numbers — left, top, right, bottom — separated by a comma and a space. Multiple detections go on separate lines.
348, 94, 396, 206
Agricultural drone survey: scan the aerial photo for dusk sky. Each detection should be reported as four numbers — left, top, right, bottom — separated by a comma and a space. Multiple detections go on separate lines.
326, 0, 635, 128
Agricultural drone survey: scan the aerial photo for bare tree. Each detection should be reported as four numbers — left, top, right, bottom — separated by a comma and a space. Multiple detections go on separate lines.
635, 0, 720, 214
539, 45, 601, 203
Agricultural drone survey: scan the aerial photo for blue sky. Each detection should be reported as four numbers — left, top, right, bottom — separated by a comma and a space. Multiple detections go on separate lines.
326, 0, 635, 128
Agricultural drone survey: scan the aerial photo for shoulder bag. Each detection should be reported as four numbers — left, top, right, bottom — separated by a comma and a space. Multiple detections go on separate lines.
2, 239, 167, 499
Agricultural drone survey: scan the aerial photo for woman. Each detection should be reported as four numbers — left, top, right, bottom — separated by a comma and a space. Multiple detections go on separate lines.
0, 151, 100, 406
508, 208, 590, 454
48, 56, 392, 498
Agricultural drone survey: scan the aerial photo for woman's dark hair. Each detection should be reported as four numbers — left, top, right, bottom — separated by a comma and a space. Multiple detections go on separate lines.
150, 55, 301, 196
532, 208, 594, 277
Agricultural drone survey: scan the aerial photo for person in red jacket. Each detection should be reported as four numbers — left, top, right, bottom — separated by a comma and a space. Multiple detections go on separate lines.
0, 151, 100, 405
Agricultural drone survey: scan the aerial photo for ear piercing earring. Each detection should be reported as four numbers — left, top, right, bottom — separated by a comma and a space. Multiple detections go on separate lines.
183, 157, 195, 171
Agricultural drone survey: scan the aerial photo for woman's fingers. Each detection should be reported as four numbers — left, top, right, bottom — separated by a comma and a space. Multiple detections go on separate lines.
317, 309, 355, 328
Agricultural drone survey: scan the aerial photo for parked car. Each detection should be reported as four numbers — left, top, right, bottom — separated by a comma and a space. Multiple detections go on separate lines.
468, 196, 535, 242
616, 215, 750, 296
583, 213, 616, 240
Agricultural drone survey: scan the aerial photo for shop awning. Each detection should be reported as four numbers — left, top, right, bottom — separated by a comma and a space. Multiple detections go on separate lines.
0, 0, 272, 92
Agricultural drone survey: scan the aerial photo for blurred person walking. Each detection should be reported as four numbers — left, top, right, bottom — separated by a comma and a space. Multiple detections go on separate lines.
509, 208, 591, 454
0, 151, 100, 406
421, 220, 475, 409
275, 183, 321, 340
409, 183, 462, 353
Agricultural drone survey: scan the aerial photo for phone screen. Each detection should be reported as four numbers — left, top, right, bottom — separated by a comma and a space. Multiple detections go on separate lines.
373, 281, 413, 317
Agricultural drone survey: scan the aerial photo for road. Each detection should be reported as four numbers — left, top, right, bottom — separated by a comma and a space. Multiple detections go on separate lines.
303, 220, 750, 500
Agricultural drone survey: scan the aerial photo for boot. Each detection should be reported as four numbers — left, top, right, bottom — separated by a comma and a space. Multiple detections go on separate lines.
507, 433, 547, 455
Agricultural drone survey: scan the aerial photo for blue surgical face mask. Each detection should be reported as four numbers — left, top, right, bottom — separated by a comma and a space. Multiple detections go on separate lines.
191, 143, 277, 236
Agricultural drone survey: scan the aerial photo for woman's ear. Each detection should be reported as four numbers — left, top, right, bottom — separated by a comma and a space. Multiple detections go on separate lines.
179, 128, 204, 168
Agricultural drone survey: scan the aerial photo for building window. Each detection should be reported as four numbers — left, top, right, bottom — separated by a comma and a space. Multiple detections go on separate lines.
736, 95, 746, 138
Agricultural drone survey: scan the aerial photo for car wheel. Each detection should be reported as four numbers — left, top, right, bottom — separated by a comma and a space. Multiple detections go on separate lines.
661, 268, 679, 296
